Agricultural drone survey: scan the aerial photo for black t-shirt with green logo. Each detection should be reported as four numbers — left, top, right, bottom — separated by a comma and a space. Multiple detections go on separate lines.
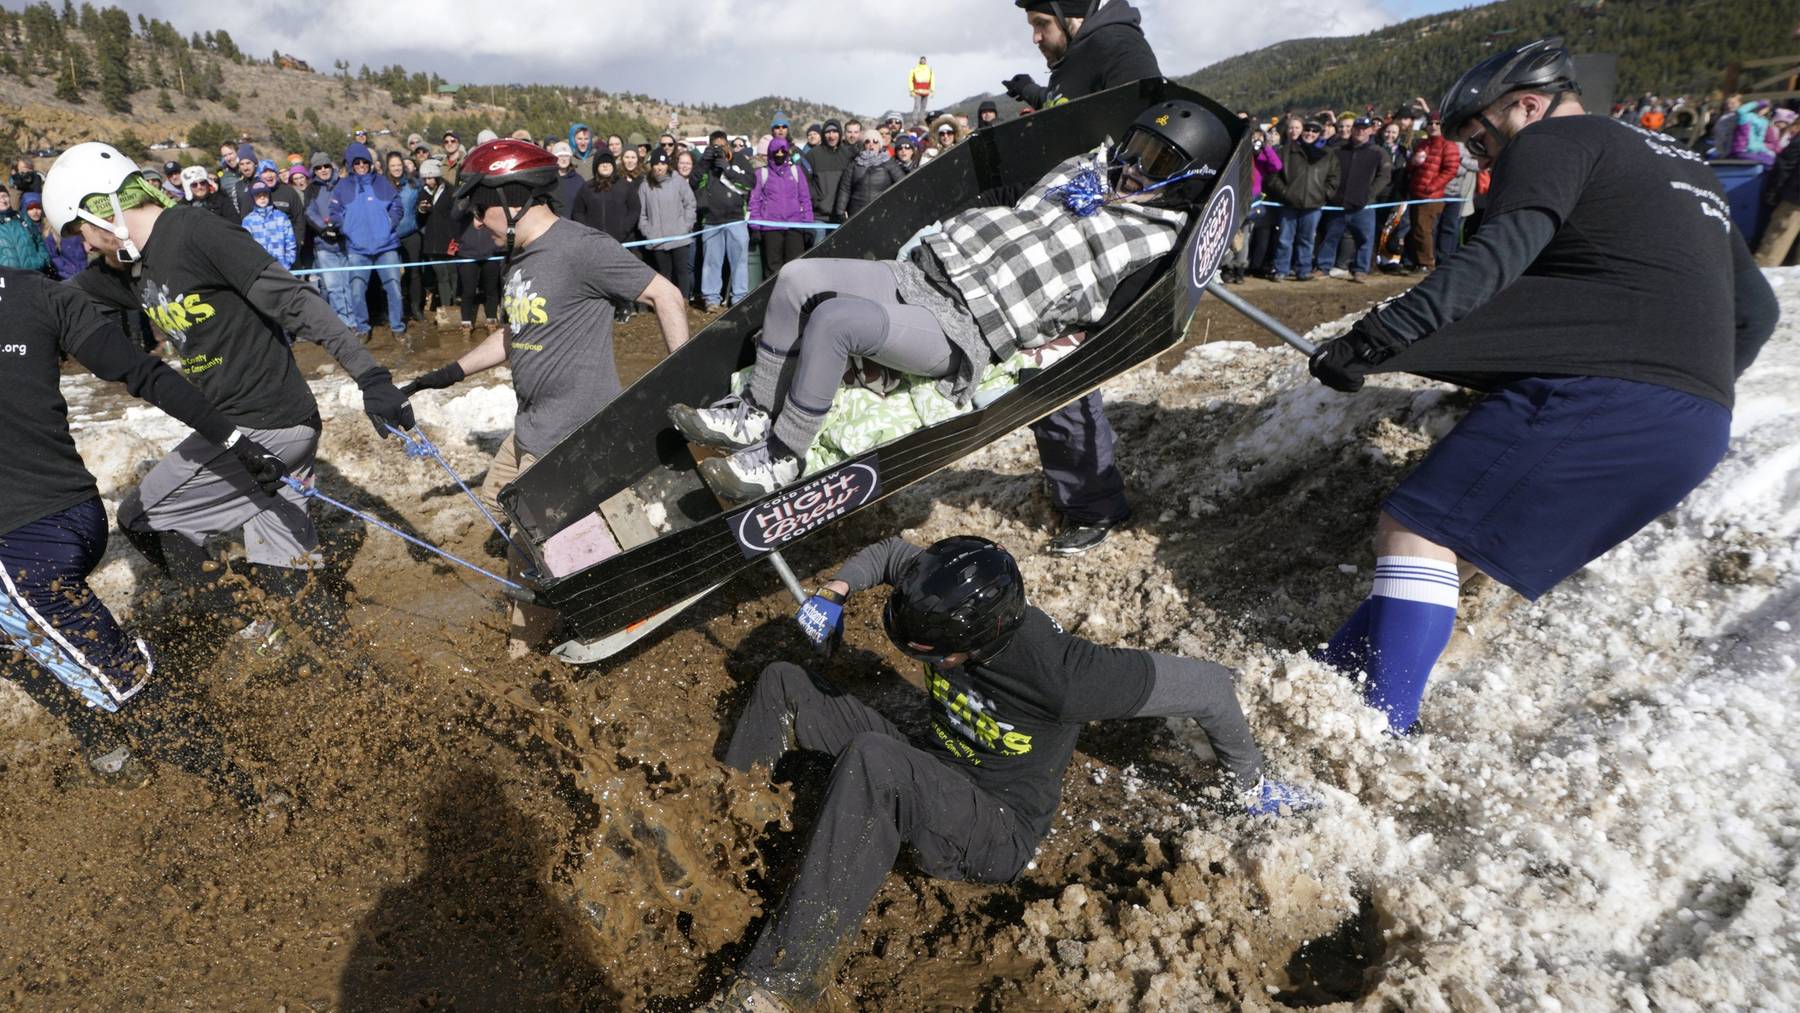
75, 205, 317, 429
2, 269, 112, 534
920, 607, 1155, 836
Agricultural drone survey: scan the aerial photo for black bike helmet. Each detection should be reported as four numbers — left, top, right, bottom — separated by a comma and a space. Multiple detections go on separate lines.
1110, 100, 1233, 206
1439, 38, 1580, 136
884, 536, 1027, 664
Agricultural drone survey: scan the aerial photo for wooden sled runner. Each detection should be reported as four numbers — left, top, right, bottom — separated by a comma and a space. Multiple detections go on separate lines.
497, 78, 1255, 663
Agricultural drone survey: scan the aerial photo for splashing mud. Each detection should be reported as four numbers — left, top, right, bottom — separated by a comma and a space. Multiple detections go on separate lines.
4, 275, 1796, 1010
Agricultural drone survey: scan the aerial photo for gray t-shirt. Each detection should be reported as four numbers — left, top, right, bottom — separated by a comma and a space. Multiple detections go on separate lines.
503, 218, 657, 457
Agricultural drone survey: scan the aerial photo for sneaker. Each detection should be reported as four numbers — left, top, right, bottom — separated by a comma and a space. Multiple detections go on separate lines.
1327, 267, 1350, 279
1045, 516, 1127, 556
1348, 272, 1367, 284
1294, 274, 1316, 282
1267, 274, 1287, 283
698, 442, 801, 500
669, 395, 770, 450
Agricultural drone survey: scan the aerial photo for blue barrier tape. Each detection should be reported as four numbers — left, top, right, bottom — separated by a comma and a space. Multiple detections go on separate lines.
383, 424, 517, 552
284, 476, 522, 590
1252, 196, 1467, 212
292, 220, 840, 276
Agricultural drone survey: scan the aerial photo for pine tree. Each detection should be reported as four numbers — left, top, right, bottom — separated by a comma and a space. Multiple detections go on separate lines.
157, 87, 172, 112
53, 50, 78, 102
94, 6, 132, 113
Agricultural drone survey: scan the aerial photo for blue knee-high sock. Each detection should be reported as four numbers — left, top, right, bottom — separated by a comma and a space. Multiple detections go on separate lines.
1363, 556, 1459, 734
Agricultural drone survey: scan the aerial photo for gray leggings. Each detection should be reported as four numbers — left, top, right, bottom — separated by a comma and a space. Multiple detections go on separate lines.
751, 259, 958, 455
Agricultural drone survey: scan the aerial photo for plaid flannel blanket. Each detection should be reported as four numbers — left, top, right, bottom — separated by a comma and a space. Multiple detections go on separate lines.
921, 145, 1188, 356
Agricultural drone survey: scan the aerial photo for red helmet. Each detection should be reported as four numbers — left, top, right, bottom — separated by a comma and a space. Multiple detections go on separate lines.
453, 138, 558, 208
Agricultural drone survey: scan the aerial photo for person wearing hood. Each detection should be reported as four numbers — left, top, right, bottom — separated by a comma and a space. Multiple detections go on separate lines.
698, 130, 756, 311
303, 151, 357, 328
323, 142, 407, 340
637, 148, 697, 300
919, 115, 964, 165
801, 119, 854, 225
250, 158, 306, 244
892, 133, 921, 174
1731, 100, 1776, 165
242, 182, 297, 269
802, 123, 823, 151
549, 141, 586, 219
976, 99, 1001, 130
748, 136, 813, 281
568, 123, 597, 180
836, 133, 905, 219
0, 189, 50, 271
999, 0, 1163, 555
26, 192, 86, 279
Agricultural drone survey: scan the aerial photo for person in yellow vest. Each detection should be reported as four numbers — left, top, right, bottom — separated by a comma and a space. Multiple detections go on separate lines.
910, 56, 935, 124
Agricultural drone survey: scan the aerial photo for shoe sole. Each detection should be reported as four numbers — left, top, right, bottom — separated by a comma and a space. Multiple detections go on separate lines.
667, 405, 761, 450
697, 457, 777, 501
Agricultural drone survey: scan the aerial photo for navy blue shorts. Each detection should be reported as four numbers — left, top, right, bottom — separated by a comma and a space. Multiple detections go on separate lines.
1384, 376, 1731, 601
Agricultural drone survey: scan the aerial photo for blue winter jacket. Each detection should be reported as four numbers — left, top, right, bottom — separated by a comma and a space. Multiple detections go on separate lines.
243, 205, 297, 268
392, 176, 422, 241
0, 211, 49, 271
325, 143, 402, 256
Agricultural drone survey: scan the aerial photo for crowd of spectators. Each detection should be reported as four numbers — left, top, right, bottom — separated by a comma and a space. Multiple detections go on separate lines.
0, 84, 1792, 331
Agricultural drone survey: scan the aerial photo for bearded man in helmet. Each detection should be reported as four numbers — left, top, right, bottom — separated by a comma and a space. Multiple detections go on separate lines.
1305, 39, 1780, 735
708, 535, 1310, 1010
41, 142, 416, 641
394, 138, 692, 658
671, 100, 1229, 503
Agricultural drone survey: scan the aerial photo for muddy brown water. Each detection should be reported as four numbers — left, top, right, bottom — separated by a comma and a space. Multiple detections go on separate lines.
8, 276, 1410, 1010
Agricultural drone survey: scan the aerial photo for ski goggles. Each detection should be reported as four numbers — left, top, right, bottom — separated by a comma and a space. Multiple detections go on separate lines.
1112, 126, 1192, 181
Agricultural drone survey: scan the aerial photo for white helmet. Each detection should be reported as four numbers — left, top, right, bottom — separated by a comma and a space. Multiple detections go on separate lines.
42, 142, 143, 260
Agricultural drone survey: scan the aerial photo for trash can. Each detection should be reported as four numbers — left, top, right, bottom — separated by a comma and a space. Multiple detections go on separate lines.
1710, 160, 1770, 244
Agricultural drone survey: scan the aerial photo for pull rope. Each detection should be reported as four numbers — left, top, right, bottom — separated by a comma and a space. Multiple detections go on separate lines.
284, 476, 522, 590
383, 424, 517, 552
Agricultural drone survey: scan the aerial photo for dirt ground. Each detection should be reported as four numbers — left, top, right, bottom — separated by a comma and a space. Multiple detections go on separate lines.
3, 274, 1411, 1011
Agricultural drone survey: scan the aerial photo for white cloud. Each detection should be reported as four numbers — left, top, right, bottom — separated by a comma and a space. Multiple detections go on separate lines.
127, 0, 1405, 115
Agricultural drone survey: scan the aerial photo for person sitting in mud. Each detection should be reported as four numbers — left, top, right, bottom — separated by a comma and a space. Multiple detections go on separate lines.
709, 535, 1312, 1010
2, 264, 275, 805
670, 100, 1233, 500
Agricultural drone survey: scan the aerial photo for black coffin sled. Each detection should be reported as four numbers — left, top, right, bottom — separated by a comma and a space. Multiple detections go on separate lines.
497, 78, 1253, 662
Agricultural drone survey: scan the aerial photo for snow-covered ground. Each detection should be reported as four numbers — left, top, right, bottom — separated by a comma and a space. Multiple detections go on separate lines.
18, 273, 1800, 1009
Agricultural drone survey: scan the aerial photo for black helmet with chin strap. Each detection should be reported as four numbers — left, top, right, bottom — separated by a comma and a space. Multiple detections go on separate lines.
883, 536, 1027, 664
1108, 99, 1233, 207
1438, 38, 1580, 137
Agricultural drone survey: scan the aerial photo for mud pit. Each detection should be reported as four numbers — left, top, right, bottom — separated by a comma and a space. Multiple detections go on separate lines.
6, 273, 1798, 1011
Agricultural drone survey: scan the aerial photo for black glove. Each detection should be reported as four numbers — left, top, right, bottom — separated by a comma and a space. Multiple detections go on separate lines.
227, 433, 289, 496
1002, 74, 1036, 103
399, 361, 465, 399
357, 367, 416, 437
1309, 313, 1406, 394
321, 224, 342, 243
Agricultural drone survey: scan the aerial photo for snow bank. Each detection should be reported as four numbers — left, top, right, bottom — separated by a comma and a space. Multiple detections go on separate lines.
1005, 272, 1800, 1009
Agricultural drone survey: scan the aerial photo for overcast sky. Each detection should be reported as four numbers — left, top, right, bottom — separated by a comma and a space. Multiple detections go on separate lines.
121, 0, 1465, 115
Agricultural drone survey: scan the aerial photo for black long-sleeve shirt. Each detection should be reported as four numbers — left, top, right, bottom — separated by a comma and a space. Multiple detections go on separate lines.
836, 537, 1262, 833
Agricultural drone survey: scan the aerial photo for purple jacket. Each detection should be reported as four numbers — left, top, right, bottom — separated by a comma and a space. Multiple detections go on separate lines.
1251, 144, 1283, 198
748, 141, 815, 230
44, 231, 87, 279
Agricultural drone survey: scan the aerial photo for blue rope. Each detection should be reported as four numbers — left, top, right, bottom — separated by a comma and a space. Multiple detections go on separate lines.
383, 424, 517, 552
283, 476, 522, 590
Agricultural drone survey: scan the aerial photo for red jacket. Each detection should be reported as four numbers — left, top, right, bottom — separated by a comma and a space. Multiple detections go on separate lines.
1408, 135, 1460, 199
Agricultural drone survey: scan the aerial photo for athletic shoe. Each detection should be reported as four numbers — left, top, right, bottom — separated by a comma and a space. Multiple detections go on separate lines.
669, 395, 771, 450
1266, 274, 1287, 283
1327, 267, 1350, 279
699, 442, 800, 500
1045, 516, 1128, 556
1294, 274, 1316, 282
1348, 272, 1367, 284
